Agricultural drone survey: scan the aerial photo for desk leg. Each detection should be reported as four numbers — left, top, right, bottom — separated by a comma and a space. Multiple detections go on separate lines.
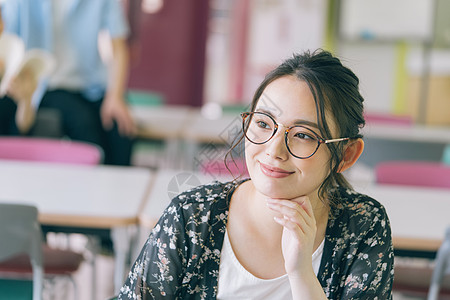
184, 140, 199, 171
86, 235, 100, 300
111, 225, 137, 295
165, 138, 181, 169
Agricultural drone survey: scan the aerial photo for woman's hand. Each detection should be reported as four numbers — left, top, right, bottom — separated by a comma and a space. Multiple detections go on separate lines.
267, 197, 328, 299
266, 196, 317, 276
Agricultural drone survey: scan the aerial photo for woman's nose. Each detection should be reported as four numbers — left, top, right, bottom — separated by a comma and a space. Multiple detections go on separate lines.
265, 130, 289, 160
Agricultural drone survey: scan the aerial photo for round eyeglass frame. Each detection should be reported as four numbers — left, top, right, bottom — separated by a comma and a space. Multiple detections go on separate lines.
241, 111, 351, 159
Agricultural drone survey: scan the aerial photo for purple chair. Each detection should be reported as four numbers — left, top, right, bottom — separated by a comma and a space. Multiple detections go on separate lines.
375, 161, 450, 189
0, 137, 103, 165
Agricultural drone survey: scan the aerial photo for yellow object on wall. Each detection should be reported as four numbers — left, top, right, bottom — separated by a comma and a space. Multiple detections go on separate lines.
407, 75, 450, 126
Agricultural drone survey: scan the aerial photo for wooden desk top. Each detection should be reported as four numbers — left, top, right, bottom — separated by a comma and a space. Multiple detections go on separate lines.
0, 160, 154, 228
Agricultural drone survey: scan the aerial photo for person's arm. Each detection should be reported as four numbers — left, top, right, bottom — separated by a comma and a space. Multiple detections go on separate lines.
7, 65, 37, 133
101, 36, 136, 137
268, 196, 329, 300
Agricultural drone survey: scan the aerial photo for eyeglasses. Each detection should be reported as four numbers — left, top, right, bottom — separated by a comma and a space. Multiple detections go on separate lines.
241, 112, 351, 159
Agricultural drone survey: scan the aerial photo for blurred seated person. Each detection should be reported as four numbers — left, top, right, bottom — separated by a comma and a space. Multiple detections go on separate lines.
1, 0, 137, 165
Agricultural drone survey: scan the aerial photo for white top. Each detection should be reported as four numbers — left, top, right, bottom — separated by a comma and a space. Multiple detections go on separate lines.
217, 230, 324, 300
48, 0, 84, 90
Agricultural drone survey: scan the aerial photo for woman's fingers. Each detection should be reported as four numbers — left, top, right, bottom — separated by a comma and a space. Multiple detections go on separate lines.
267, 197, 317, 239
267, 198, 314, 223
274, 215, 308, 235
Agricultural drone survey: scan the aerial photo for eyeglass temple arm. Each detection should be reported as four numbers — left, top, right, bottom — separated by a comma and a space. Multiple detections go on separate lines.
324, 137, 350, 144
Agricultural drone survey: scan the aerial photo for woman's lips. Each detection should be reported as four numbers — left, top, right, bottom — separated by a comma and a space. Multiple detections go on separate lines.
259, 162, 294, 178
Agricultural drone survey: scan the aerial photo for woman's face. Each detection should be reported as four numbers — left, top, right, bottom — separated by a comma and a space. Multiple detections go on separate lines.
245, 75, 336, 203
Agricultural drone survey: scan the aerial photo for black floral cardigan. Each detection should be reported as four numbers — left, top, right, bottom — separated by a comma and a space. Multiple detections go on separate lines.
119, 181, 394, 300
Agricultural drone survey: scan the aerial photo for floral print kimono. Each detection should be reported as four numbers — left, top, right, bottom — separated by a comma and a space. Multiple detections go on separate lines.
119, 181, 394, 299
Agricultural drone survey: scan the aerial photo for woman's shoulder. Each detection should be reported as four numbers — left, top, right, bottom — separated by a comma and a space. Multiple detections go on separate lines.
170, 179, 238, 208
329, 187, 390, 234
332, 186, 388, 218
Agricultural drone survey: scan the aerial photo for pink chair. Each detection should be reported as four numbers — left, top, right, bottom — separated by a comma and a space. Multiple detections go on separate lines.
200, 158, 249, 179
375, 161, 450, 189
0, 137, 103, 165
364, 112, 413, 126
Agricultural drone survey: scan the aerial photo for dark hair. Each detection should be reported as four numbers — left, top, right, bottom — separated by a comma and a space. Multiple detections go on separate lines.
226, 49, 365, 208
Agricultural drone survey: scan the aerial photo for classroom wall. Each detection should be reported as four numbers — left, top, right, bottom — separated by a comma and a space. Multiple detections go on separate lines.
203, 0, 328, 105
126, 0, 450, 122
336, 0, 450, 121
126, 0, 209, 106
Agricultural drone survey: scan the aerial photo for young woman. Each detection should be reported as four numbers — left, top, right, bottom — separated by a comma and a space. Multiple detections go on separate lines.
118, 50, 394, 299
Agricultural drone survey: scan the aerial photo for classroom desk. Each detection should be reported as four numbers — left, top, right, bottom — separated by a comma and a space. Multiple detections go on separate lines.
132, 107, 450, 146
352, 180, 450, 253
181, 110, 242, 170
131, 105, 193, 169
0, 159, 153, 294
182, 111, 450, 145
182, 110, 241, 145
139, 167, 450, 257
131, 105, 192, 140
363, 122, 450, 144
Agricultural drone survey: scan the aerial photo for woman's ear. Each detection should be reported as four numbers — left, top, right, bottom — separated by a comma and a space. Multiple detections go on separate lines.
338, 138, 364, 173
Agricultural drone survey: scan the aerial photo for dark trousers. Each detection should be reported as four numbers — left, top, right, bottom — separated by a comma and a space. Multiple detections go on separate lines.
39, 90, 134, 166
0, 96, 20, 135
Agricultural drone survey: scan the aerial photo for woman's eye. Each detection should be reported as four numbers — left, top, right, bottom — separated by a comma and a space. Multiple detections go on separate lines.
294, 132, 315, 140
256, 121, 271, 129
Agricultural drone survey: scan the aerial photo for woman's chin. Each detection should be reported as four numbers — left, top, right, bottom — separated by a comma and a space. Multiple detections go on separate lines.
253, 181, 298, 199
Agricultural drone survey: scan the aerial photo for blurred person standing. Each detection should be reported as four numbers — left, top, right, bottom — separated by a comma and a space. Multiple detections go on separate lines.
1, 0, 137, 165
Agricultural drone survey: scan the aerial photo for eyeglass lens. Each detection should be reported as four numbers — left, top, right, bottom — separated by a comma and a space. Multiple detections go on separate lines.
243, 112, 320, 158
